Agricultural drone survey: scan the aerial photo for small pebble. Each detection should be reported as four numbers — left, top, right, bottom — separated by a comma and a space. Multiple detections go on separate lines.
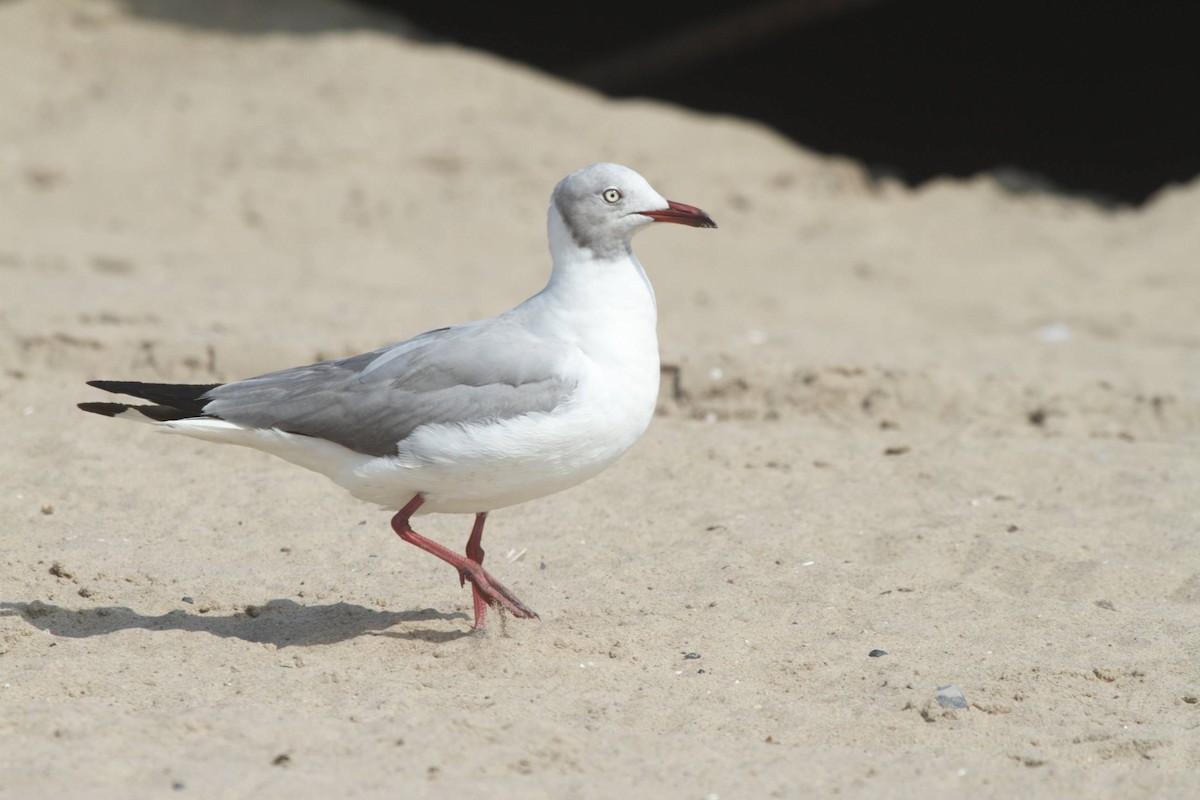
935, 683, 968, 709
868, 649, 887, 658
181, 596, 194, 604
1034, 321, 1072, 343
682, 652, 701, 660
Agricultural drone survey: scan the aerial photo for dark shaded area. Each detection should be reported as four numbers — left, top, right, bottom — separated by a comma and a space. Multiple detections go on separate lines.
100, 0, 1200, 205
2, 599, 472, 644
359, 0, 1199, 205
111, 0, 422, 36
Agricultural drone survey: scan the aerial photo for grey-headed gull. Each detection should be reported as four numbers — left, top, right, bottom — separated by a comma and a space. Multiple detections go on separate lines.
79, 163, 716, 630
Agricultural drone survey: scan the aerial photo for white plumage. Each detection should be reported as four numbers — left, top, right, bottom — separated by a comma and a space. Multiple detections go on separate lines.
81, 163, 716, 629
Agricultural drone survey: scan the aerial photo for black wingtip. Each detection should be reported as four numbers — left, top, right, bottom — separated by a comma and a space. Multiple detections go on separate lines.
83, 380, 220, 414
78, 402, 130, 417
78, 401, 202, 422
86, 379, 138, 393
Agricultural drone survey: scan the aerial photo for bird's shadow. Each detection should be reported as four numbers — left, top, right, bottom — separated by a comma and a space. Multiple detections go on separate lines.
0, 598, 473, 646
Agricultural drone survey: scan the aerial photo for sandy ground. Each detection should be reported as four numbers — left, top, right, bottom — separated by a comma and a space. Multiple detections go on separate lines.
2, 1, 1199, 797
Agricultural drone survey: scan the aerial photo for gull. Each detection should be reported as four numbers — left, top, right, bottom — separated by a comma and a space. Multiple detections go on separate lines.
79, 163, 716, 630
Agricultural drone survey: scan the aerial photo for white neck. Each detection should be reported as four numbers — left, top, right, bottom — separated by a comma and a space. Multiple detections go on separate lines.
510, 203, 663, 451
515, 206, 659, 361
544, 203, 655, 310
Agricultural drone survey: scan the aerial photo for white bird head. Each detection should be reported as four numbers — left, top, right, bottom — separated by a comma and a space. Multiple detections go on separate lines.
549, 163, 716, 261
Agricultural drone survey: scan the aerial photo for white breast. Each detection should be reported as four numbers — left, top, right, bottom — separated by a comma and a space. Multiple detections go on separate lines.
342, 249, 660, 513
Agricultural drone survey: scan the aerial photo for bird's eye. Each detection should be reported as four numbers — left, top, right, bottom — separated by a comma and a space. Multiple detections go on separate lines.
602, 188, 622, 204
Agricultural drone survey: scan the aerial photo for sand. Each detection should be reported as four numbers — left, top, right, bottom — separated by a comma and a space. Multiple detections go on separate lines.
2, 1, 1198, 797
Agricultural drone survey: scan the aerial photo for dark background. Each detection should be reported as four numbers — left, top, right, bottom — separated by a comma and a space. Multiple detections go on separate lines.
359, 0, 1200, 207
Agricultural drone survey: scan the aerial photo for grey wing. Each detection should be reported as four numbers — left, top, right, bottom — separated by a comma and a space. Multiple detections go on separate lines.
200, 319, 577, 457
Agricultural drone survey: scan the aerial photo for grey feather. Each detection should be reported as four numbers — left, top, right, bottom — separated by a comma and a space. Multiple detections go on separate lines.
200, 318, 577, 457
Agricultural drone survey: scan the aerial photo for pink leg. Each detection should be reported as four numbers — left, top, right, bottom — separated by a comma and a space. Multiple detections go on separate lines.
466, 513, 490, 627
390, 495, 538, 629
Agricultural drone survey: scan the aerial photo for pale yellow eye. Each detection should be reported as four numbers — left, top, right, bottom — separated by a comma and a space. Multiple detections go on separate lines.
602, 188, 622, 204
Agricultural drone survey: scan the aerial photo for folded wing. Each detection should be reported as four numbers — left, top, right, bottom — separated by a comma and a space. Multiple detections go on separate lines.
88, 319, 578, 458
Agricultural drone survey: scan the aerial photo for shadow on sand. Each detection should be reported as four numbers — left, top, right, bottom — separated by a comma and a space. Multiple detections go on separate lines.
0, 598, 473, 645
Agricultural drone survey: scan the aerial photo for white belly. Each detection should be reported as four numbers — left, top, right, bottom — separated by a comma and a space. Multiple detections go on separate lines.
157, 380, 652, 513
152, 252, 662, 515
344, 358, 659, 513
